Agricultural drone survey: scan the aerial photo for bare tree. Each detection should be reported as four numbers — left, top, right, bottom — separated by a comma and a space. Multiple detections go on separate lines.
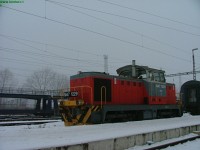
0, 68, 15, 91
53, 74, 69, 90
25, 68, 69, 91
26, 68, 55, 91
0, 69, 17, 105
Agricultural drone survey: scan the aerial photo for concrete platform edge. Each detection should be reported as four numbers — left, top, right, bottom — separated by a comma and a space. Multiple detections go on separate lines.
42, 124, 200, 150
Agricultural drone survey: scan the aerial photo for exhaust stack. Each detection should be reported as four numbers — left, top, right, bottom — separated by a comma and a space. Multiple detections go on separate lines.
104, 55, 108, 74
132, 60, 136, 77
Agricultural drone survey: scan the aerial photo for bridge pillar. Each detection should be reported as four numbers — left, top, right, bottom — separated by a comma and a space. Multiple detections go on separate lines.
42, 98, 47, 116
53, 99, 59, 115
35, 99, 41, 112
46, 99, 52, 116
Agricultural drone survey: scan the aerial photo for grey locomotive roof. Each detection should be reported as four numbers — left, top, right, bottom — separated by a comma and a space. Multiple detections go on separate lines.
71, 64, 165, 79
116, 65, 165, 76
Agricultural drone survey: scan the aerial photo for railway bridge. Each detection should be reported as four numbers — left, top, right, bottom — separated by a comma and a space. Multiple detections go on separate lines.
0, 87, 65, 116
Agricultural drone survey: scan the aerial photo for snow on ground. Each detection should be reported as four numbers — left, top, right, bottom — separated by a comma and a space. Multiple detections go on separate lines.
0, 114, 200, 150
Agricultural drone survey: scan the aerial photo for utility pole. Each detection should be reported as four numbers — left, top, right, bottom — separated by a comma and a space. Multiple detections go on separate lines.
192, 48, 198, 80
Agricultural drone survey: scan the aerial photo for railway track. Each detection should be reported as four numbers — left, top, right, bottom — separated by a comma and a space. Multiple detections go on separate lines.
144, 135, 200, 150
0, 115, 60, 121
0, 115, 61, 126
0, 119, 61, 126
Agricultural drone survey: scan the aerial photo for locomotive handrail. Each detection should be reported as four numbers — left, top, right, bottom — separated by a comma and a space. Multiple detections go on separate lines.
100, 86, 106, 108
70, 86, 93, 104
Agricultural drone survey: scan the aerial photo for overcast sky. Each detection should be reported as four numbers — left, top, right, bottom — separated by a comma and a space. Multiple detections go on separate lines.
0, 0, 200, 90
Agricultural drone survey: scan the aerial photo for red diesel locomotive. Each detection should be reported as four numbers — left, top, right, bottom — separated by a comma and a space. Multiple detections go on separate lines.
60, 60, 182, 125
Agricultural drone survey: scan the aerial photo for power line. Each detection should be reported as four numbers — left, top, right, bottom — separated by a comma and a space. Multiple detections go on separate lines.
0, 33, 129, 64
96, 0, 200, 29
0, 47, 85, 69
1, 5, 193, 63
0, 34, 124, 70
0, 47, 100, 71
0, 49, 105, 71
166, 70, 200, 77
0, 35, 105, 66
0, 48, 55, 65
0, 66, 73, 77
0, 47, 49, 59
0, 34, 102, 58
52, 2, 192, 55
0, 56, 118, 79
47, 0, 200, 37
0, 57, 84, 72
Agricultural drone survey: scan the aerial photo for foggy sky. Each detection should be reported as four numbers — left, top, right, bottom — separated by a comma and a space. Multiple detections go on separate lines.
0, 0, 200, 91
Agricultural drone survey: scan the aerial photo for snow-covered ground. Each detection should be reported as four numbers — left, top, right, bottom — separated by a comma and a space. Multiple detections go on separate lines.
0, 114, 200, 150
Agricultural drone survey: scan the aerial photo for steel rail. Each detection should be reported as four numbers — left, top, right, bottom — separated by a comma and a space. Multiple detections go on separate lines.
144, 135, 200, 150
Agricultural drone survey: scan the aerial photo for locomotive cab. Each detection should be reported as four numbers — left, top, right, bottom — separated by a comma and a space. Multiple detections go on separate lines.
117, 62, 170, 105
116, 60, 165, 83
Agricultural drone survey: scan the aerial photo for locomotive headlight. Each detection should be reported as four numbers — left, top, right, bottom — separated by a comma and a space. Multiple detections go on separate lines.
76, 100, 84, 106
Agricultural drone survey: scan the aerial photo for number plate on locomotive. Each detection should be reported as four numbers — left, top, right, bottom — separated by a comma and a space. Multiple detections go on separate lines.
64, 91, 78, 97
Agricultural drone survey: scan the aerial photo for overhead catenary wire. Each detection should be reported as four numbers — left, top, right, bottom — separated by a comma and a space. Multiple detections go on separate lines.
96, 0, 200, 29
0, 65, 73, 77
0, 5, 194, 63
166, 70, 200, 77
47, 0, 200, 37
0, 47, 79, 68
0, 33, 127, 63
0, 52, 107, 72
51, 1, 192, 55
0, 34, 127, 70
0, 56, 94, 75
0, 34, 122, 71
0, 35, 106, 66
0, 46, 108, 68
0, 34, 103, 57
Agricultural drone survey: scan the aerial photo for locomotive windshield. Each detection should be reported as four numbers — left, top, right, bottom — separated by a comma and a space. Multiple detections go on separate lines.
150, 71, 165, 82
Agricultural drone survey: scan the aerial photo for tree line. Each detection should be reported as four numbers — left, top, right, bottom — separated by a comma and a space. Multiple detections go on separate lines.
0, 68, 69, 92
0, 68, 69, 106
